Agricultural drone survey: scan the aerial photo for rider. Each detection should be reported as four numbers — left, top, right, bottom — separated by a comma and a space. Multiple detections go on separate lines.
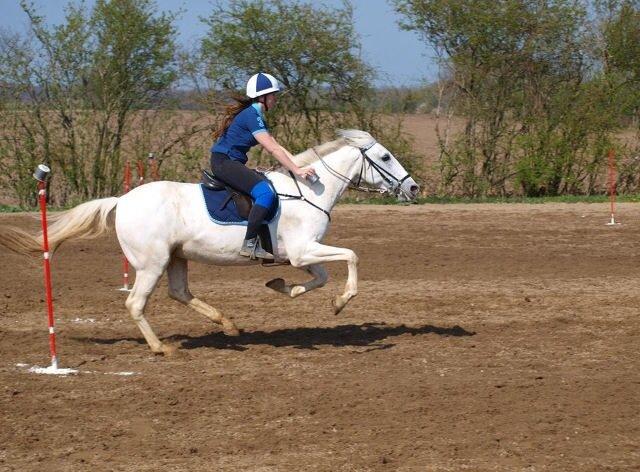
210, 72, 317, 259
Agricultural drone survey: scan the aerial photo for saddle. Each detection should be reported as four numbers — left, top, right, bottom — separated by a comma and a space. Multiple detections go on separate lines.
201, 169, 253, 219
201, 169, 284, 266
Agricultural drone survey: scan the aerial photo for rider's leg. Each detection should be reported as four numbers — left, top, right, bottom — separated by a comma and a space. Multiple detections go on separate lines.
210, 153, 262, 193
239, 180, 276, 259
210, 153, 274, 259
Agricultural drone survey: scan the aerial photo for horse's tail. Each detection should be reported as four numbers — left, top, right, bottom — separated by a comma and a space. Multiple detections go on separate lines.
0, 197, 119, 257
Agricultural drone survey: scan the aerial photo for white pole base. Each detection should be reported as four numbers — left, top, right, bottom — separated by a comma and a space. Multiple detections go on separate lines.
605, 215, 621, 226
27, 365, 78, 375
16, 364, 137, 376
117, 286, 131, 292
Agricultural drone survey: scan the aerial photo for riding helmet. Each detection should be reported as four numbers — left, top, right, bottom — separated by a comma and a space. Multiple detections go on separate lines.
246, 73, 280, 98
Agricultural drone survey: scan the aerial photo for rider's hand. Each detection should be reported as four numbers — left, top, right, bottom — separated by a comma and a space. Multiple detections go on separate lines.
295, 167, 317, 180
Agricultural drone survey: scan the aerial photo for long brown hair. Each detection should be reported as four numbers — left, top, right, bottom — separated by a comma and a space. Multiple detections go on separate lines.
212, 95, 254, 141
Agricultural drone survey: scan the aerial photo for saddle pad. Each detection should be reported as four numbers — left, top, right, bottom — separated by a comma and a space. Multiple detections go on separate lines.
199, 184, 279, 225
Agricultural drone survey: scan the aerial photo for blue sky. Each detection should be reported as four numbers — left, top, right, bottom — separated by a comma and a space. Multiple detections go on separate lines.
0, 0, 436, 86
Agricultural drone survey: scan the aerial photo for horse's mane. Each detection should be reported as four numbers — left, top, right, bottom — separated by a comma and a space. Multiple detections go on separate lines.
289, 129, 376, 167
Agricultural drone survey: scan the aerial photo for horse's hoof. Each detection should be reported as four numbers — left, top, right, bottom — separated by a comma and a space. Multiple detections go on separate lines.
222, 321, 240, 337
162, 344, 179, 356
332, 297, 345, 315
151, 343, 178, 356
266, 278, 286, 292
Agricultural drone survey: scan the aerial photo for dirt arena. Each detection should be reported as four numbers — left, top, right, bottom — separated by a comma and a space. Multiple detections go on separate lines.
0, 203, 638, 471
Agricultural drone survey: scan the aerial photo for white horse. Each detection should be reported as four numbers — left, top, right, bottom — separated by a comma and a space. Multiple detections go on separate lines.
0, 130, 419, 354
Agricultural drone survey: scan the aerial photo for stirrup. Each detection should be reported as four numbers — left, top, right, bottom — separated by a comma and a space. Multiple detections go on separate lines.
239, 237, 273, 260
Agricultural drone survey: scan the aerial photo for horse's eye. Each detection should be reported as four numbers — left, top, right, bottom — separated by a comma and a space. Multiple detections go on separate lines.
381, 154, 391, 162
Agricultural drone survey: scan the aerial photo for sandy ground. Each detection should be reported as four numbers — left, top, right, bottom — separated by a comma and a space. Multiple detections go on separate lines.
0, 203, 639, 471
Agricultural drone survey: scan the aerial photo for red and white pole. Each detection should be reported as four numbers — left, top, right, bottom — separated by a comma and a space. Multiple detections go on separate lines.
606, 149, 620, 226
148, 152, 159, 181
136, 159, 145, 186
120, 161, 132, 291
33, 164, 58, 369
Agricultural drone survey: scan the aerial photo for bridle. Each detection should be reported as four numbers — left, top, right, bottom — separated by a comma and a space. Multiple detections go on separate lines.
314, 143, 411, 199
276, 142, 412, 221
352, 144, 412, 197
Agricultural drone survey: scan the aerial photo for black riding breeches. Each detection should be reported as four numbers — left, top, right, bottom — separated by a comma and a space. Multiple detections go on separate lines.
210, 152, 271, 240
210, 152, 265, 194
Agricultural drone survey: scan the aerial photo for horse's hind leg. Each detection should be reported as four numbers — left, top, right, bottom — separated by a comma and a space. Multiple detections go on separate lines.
288, 242, 359, 315
125, 267, 173, 354
166, 255, 239, 336
266, 264, 328, 298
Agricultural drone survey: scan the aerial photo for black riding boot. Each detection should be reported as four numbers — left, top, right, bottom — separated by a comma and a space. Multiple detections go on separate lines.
240, 204, 273, 259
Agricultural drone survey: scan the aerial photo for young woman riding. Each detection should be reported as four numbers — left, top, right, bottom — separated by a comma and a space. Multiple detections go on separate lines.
210, 72, 317, 260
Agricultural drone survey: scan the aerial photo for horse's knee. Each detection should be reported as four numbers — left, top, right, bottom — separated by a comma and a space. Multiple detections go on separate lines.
128, 309, 145, 322
308, 267, 328, 286
288, 255, 307, 267
316, 278, 328, 288
168, 287, 191, 304
125, 296, 147, 321
125, 296, 136, 313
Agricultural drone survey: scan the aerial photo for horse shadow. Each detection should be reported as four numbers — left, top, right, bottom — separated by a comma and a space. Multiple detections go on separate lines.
174, 322, 475, 352
79, 322, 475, 352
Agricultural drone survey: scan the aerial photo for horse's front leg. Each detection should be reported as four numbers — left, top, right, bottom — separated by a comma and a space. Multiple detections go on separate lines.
266, 264, 328, 298
289, 242, 358, 315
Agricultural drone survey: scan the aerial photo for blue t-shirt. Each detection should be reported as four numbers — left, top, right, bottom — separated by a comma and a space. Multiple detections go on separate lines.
211, 103, 268, 164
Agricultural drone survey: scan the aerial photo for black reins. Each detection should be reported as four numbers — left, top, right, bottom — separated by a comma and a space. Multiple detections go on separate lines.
278, 171, 333, 221
276, 143, 410, 221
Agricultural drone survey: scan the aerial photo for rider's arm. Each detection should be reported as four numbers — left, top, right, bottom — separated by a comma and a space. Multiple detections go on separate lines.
255, 132, 316, 179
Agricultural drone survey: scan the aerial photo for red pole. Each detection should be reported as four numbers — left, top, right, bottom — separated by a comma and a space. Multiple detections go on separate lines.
37, 179, 58, 369
607, 149, 617, 225
121, 161, 131, 291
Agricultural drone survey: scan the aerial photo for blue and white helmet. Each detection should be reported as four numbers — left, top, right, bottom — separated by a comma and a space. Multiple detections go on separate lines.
246, 72, 280, 98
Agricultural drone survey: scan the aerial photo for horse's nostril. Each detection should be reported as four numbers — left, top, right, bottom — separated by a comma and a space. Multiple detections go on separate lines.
410, 185, 419, 194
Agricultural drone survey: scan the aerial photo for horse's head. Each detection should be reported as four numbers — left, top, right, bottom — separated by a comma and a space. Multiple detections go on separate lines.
340, 130, 420, 201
